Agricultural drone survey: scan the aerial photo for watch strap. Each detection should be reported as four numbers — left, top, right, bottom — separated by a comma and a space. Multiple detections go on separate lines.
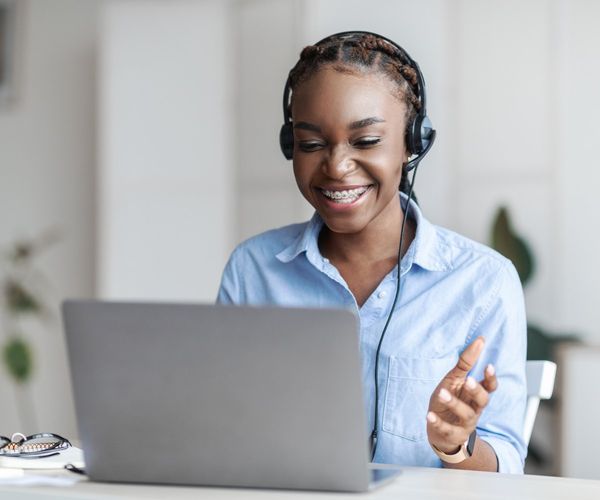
431, 431, 477, 464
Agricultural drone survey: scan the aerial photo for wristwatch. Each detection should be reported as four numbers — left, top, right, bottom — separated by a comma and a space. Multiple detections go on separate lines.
431, 431, 477, 464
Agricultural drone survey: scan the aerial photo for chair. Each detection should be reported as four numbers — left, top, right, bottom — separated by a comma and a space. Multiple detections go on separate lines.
523, 360, 557, 446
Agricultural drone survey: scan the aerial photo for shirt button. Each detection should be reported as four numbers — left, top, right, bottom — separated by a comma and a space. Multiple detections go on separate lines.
377, 291, 387, 299
323, 258, 329, 263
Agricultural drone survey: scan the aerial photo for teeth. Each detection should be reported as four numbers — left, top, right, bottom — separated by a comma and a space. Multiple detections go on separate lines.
321, 187, 368, 203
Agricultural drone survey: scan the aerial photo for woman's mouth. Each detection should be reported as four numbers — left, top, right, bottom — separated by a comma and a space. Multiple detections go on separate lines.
319, 186, 371, 204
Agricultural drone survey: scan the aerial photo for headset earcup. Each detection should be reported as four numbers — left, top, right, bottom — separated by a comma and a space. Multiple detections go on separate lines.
407, 115, 423, 156
279, 123, 294, 160
407, 114, 433, 157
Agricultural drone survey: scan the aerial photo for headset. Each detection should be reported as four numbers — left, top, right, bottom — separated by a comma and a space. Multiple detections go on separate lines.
278, 31, 436, 460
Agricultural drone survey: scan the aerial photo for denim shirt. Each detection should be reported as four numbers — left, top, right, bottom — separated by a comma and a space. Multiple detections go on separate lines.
216, 194, 527, 473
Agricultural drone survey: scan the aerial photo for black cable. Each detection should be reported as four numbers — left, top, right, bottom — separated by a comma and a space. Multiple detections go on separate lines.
370, 157, 421, 461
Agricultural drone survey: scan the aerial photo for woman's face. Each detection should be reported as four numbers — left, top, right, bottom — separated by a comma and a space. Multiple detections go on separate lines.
291, 66, 408, 236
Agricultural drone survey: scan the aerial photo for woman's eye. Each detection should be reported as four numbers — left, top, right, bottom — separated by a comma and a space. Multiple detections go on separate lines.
298, 142, 324, 152
354, 138, 381, 148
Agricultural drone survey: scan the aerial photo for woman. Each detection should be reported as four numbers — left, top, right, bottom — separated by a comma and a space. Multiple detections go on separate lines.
217, 31, 527, 473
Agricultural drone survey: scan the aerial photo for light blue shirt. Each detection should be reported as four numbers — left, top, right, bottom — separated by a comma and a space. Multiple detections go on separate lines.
217, 194, 527, 473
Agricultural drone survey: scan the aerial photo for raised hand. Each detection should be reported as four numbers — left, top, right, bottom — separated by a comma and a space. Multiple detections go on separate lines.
426, 336, 497, 454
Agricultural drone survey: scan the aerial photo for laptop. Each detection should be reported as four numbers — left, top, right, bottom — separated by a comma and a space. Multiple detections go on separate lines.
62, 300, 401, 492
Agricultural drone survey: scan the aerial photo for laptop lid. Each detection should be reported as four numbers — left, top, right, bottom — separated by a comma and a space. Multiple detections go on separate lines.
62, 301, 373, 492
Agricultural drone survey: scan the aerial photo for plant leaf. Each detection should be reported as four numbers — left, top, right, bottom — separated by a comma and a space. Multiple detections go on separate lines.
3, 337, 33, 383
491, 207, 534, 286
10, 242, 34, 263
4, 280, 41, 314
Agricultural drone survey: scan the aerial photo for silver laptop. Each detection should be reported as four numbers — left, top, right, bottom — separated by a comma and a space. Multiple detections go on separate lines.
62, 301, 401, 492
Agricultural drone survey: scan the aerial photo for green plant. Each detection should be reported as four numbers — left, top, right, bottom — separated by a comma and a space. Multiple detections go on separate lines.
3, 337, 32, 382
490, 206, 578, 361
1, 232, 58, 384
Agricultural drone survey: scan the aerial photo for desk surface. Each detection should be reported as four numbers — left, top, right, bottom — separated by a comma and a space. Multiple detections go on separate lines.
1, 467, 600, 500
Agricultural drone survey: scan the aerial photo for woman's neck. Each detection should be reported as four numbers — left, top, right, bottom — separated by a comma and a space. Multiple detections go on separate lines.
318, 195, 416, 266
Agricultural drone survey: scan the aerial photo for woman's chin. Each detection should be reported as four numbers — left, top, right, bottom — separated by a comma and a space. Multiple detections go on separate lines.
320, 217, 369, 236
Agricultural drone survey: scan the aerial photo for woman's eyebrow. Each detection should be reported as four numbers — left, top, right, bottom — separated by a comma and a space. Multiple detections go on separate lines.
294, 122, 321, 132
293, 117, 385, 133
349, 117, 385, 130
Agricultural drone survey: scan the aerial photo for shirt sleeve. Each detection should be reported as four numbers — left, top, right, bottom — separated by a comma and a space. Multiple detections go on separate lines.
467, 259, 528, 473
216, 246, 245, 305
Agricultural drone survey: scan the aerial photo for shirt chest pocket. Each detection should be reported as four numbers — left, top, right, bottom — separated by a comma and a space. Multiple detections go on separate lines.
383, 356, 457, 442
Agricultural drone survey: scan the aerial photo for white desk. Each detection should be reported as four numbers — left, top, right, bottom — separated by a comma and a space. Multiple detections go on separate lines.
1, 467, 600, 500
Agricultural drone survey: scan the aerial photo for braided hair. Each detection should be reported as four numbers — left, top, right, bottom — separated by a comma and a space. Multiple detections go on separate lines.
287, 33, 420, 199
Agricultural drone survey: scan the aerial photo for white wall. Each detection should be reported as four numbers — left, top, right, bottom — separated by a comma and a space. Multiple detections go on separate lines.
97, 0, 234, 301
235, 0, 310, 241
555, 0, 600, 337
0, 0, 103, 436
448, 0, 556, 336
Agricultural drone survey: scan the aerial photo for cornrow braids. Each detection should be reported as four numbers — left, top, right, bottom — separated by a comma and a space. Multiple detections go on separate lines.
288, 33, 421, 201
289, 33, 421, 120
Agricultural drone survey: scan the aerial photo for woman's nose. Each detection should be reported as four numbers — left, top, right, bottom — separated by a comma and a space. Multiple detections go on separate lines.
321, 144, 355, 179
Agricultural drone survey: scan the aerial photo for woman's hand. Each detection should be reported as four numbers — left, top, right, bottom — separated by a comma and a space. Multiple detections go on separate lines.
426, 336, 497, 455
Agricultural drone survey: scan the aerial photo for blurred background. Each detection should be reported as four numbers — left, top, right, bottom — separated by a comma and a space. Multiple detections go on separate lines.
1, 0, 599, 479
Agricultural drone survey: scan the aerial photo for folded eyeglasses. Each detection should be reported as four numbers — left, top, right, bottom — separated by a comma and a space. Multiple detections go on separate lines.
0, 432, 71, 458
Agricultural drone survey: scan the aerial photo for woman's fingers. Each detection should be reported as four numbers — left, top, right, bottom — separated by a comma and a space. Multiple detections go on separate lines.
481, 364, 498, 394
437, 387, 477, 425
449, 336, 485, 378
461, 376, 490, 412
427, 411, 471, 449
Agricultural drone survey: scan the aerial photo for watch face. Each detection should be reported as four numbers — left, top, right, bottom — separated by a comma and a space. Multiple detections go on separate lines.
466, 430, 477, 456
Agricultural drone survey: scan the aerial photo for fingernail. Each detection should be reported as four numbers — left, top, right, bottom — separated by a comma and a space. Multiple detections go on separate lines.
439, 388, 452, 402
466, 376, 476, 389
427, 412, 437, 423
486, 364, 495, 376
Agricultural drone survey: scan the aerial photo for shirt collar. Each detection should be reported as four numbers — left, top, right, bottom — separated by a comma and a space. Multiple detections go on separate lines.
275, 192, 450, 272
402, 193, 450, 272
275, 212, 323, 264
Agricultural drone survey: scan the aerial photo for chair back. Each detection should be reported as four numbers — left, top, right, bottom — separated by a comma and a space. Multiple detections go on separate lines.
524, 360, 557, 446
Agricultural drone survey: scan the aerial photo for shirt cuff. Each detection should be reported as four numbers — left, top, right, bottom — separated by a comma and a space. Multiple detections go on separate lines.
479, 435, 525, 474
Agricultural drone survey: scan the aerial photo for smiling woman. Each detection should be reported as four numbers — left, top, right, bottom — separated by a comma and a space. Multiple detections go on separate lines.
217, 31, 527, 475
